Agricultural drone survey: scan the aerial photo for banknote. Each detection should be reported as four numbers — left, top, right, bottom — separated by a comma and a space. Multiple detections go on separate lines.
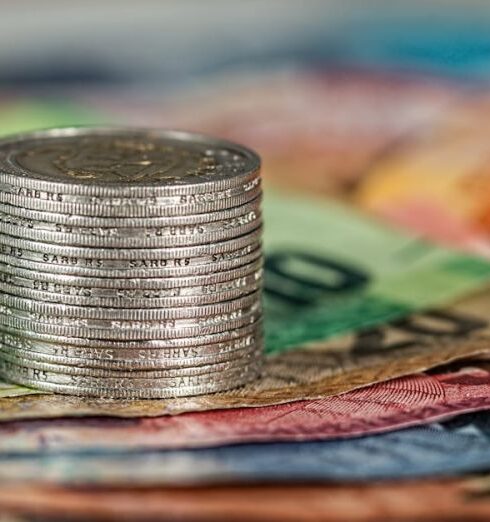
115, 68, 463, 199
3, 287, 490, 420
0, 479, 489, 522
0, 99, 97, 137
261, 192, 490, 351
0, 381, 39, 399
3, 411, 490, 485
355, 94, 490, 257
3, 366, 490, 452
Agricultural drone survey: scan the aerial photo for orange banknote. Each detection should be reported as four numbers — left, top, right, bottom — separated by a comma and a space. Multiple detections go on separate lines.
357, 94, 490, 256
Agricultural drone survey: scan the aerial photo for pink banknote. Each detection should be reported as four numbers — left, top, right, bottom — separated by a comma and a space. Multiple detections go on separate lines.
3, 366, 490, 452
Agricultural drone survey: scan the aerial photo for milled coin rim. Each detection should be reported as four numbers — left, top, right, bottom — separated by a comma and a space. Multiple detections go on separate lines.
0, 226, 262, 259
0, 364, 261, 398
0, 186, 262, 216
0, 243, 262, 277
0, 357, 262, 384
0, 175, 261, 202
0, 196, 261, 227
0, 336, 263, 369
0, 256, 262, 288
0, 217, 262, 248
0, 275, 262, 308
0, 308, 263, 339
0, 319, 263, 349
0, 346, 263, 378
0, 290, 261, 320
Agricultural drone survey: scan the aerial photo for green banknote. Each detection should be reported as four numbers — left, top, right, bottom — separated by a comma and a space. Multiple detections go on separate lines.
0, 100, 97, 137
262, 191, 490, 353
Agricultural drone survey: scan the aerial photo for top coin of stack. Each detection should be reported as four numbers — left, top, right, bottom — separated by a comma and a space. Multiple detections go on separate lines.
0, 127, 263, 398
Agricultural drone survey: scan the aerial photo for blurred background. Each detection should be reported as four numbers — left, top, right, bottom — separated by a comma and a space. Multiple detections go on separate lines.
2, 0, 490, 253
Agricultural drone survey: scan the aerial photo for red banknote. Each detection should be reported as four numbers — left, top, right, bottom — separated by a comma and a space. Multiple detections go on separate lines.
3, 366, 490, 452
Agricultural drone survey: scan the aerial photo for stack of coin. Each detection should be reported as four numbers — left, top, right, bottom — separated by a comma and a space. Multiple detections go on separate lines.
0, 127, 263, 398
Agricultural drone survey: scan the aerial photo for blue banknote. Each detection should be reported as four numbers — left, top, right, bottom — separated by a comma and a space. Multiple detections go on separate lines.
3, 412, 490, 485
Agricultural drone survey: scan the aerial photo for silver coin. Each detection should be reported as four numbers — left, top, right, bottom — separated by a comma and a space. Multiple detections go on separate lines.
0, 290, 260, 320
0, 182, 261, 217
0, 346, 262, 377
0, 318, 263, 349
0, 185, 262, 217
0, 271, 262, 308
0, 233, 262, 273
0, 206, 261, 240
0, 275, 262, 309
0, 356, 262, 386
0, 299, 261, 330
1, 328, 261, 358
0, 128, 261, 195
0, 123, 266, 399
0, 363, 261, 398
0, 242, 262, 278
0, 306, 262, 339
0, 226, 262, 260
0, 333, 263, 369
0, 256, 262, 289
0, 216, 262, 247
0, 358, 262, 391
2, 346, 262, 372
0, 196, 261, 227
0, 170, 260, 199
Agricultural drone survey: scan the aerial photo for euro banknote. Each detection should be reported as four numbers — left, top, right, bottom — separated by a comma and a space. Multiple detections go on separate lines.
0, 479, 489, 522
3, 365, 490, 452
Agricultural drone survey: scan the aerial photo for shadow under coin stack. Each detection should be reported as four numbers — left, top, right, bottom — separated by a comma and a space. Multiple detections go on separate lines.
0, 128, 263, 398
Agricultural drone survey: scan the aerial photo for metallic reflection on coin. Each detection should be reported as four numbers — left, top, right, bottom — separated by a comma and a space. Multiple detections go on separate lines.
0, 128, 263, 397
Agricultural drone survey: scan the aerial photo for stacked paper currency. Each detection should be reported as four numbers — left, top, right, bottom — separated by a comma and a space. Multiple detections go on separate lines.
6, 70, 490, 522
0, 127, 264, 398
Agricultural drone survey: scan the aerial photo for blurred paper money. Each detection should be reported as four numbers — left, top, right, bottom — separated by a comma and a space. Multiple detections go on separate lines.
0, 100, 97, 136
262, 192, 490, 351
105, 68, 464, 198
1, 479, 489, 522
356, 95, 490, 256
3, 411, 490, 485
3, 365, 490, 452
147, 68, 490, 259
